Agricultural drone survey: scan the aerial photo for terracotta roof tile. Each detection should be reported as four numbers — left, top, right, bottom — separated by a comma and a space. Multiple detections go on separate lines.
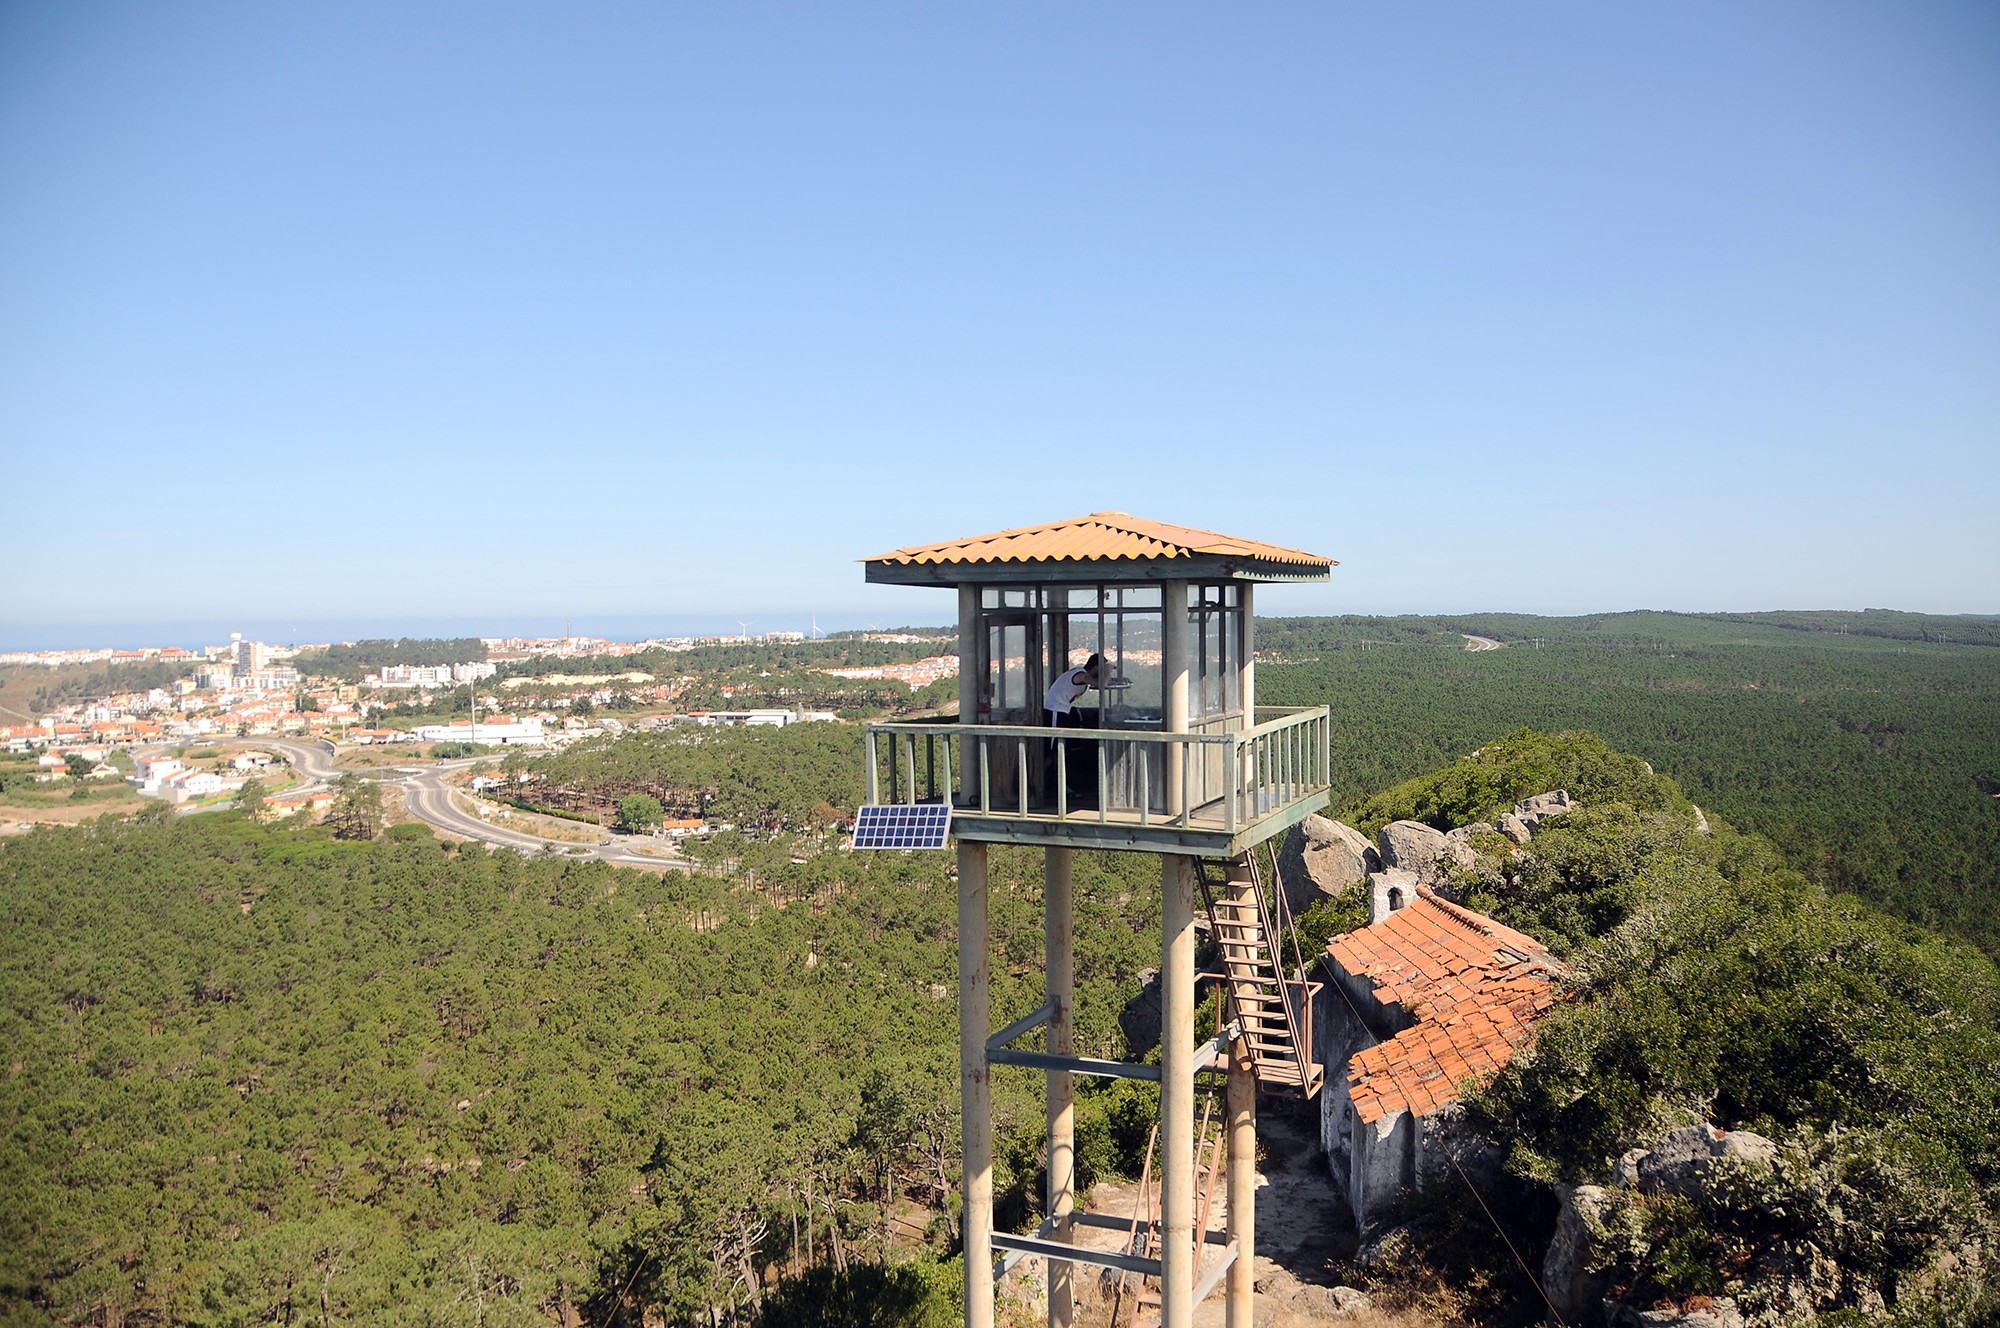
864, 511, 1335, 573
1327, 893, 1566, 1125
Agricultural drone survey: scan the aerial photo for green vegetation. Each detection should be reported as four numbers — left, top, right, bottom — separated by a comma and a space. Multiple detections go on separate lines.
295, 638, 488, 683
1260, 609, 2000, 960
325, 773, 384, 841
1338, 731, 1999, 1320
0, 808, 1162, 1326
490, 640, 956, 719
21, 660, 187, 714
617, 794, 663, 832
529, 726, 868, 832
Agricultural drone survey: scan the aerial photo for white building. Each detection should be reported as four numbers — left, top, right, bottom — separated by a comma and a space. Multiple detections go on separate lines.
410, 718, 546, 746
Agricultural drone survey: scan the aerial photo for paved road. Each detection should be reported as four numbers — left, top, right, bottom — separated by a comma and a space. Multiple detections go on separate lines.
258, 738, 686, 868
1461, 634, 1505, 652
266, 737, 342, 784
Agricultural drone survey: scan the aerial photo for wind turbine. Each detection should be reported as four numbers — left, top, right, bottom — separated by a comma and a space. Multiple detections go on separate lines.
737, 620, 754, 643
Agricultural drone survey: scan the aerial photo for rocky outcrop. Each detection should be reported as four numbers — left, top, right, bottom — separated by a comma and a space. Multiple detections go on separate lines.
1277, 814, 1378, 910
1513, 789, 1573, 830
1497, 811, 1533, 845
1377, 820, 1451, 884
1252, 1269, 1374, 1320
1628, 1124, 1778, 1198
1607, 1300, 1745, 1328
1544, 1184, 1616, 1323
1549, 1124, 1795, 1326
1440, 823, 1490, 872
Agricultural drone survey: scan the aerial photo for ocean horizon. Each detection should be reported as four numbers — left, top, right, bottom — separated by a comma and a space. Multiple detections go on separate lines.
0, 613, 953, 655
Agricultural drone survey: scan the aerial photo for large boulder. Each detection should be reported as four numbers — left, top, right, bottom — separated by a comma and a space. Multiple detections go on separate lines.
1496, 811, 1533, 845
1377, 820, 1451, 884
1543, 1183, 1615, 1323
1513, 789, 1573, 830
1630, 1124, 1778, 1198
1440, 823, 1491, 873
1606, 1299, 1745, 1328
1277, 814, 1379, 910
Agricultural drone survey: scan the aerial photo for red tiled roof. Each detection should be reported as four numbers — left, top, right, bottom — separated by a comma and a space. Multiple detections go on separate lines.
864, 511, 1334, 573
1326, 893, 1566, 1125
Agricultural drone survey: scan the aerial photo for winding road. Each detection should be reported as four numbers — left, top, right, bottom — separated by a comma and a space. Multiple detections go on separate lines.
1461, 634, 1505, 651
260, 738, 686, 869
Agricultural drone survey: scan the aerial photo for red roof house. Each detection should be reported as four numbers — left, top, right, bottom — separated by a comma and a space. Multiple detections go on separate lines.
1315, 883, 1565, 1229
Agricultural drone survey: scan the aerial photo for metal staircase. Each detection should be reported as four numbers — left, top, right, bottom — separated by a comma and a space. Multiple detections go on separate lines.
1197, 846, 1324, 1099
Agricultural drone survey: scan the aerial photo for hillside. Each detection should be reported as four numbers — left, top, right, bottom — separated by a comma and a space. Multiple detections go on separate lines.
1320, 730, 1999, 1325
1258, 610, 2000, 960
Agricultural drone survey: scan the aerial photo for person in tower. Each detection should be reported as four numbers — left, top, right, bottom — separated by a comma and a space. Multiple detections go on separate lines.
1042, 653, 1104, 807
1044, 653, 1104, 728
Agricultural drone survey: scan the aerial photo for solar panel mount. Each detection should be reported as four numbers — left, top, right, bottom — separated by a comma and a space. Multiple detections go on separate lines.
851, 802, 952, 850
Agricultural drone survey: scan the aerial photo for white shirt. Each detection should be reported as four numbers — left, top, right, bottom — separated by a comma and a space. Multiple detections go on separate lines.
1044, 667, 1092, 715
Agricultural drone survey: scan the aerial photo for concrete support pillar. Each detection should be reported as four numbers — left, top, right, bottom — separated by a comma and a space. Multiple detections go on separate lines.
960, 839, 994, 1328
1159, 854, 1196, 1328
1045, 846, 1075, 1328
1225, 869, 1258, 1328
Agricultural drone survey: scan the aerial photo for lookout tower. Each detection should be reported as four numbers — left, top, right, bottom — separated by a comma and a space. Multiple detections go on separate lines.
861, 512, 1337, 1328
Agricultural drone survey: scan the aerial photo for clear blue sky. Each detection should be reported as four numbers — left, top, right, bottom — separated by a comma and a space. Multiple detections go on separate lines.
3, 2, 1995, 644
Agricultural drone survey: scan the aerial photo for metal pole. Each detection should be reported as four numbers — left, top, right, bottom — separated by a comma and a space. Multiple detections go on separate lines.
1045, 846, 1075, 1328
1160, 854, 1196, 1328
960, 839, 995, 1328
1226, 868, 1258, 1328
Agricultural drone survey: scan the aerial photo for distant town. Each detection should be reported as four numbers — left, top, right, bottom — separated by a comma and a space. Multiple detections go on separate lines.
0, 629, 958, 822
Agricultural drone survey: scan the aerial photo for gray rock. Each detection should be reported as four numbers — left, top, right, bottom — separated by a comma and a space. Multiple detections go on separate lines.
1607, 1298, 1744, 1328
1633, 1124, 1777, 1198
1496, 811, 1533, 846
1692, 805, 1712, 835
1513, 789, 1574, 829
1377, 820, 1450, 882
1288, 1284, 1374, 1318
1277, 814, 1379, 910
1354, 1222, 1412, 1271
1440, 824, 1487, 872
1543, 1183, 1615, 1322
1329, 1286, 1372, 1315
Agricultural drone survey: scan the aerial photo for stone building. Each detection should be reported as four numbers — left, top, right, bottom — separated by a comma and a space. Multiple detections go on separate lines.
1315, 882, 1566, 1230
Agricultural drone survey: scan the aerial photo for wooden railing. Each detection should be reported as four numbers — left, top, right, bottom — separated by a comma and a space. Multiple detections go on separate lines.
864, 705, 1330, 839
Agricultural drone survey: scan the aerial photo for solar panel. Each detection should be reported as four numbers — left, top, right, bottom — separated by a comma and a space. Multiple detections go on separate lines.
851, 803, 952, 850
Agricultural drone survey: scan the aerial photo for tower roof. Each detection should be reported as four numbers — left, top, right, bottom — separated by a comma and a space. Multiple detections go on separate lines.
863, 511, 1336, 586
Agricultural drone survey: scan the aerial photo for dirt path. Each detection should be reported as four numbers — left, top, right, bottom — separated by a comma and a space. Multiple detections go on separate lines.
1046, 1103, 1439, 1326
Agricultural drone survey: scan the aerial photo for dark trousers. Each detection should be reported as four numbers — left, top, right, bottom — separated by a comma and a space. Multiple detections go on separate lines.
1042, 708, 1096, 807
